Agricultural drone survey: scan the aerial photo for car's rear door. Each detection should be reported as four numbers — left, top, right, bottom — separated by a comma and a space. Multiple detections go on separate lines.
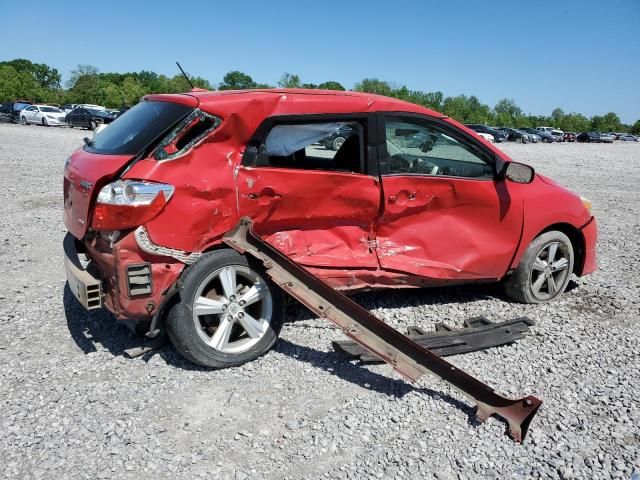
236, 114, 382, 270
375, 113, 524, 281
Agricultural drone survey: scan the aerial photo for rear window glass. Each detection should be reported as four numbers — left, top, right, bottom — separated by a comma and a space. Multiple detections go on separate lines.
86, 101, 192, 155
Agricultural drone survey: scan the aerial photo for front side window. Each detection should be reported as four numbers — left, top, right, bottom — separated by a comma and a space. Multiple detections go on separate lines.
249, 120, 366, 173
384, 115, 494, 179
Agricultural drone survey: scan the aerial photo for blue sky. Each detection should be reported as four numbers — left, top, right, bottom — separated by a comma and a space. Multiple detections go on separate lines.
1, 0, 639, 122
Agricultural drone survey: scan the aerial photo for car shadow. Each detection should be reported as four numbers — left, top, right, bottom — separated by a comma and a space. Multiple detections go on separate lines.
63, 282, 492, 425
284, 282, 505, 323
273, 338, 481, 426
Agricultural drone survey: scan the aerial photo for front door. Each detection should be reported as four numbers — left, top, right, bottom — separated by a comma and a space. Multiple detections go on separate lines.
237, 115, 381, 272
376, 114, 524, 281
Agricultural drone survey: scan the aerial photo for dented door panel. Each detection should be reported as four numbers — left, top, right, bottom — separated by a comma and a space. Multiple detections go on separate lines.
237, 167, 381, 269
377, 176, 523, 280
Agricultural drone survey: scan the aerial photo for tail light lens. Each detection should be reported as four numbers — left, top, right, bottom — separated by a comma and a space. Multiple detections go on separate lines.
91, 180, 174, 230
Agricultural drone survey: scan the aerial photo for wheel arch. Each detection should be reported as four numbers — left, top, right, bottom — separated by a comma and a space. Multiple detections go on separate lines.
535, 223, 585, 275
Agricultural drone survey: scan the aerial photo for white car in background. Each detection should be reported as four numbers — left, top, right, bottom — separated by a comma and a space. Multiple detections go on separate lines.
476, 132, 495, 143
20, 105, 67, 127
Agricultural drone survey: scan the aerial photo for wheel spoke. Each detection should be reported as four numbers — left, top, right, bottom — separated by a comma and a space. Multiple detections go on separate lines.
193, 296, 226, 316
547, 243, 558, 264
533, 257, 547, 272
552, 258, 569, 271
239, 283, 267, 307
547, 275, 557, 294
209, 316, 233, 350
532, 273, 546, 295
218, 267, 237, 299
237, 312, 266, 339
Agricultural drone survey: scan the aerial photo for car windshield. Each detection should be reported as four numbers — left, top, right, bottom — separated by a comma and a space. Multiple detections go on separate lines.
86, 101, 193, 155
88, 108, 107, 116
40, 107, 61, 113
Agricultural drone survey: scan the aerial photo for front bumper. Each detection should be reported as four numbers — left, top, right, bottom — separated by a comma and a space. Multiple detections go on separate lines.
579, 216, 597, 276
63, 233, 102, 310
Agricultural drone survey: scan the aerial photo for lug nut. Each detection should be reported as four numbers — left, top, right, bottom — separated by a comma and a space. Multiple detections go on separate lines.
237, 312, 244, 318
239, 300, 246, 306
229, 295, 236, 302
221, 304, 227, 311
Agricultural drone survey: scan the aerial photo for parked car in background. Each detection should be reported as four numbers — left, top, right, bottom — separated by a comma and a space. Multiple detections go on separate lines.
536, 127, 555, 134
522, 128, 554, 143
497, 127, 529, 143
20, 104, 67, 126
65, 107, 116, 130
62, 89, 597, 368
597, 132, 614, 143
550, 130, 565, 142
527, 132, 541, 143
465, 124, 507, 142
0, 100, 32, 123
577, 132, 601, 143
563, 132, 576, 142
475, 132, 494, 142
619, 134, 639, 142
319, 125, 355, 150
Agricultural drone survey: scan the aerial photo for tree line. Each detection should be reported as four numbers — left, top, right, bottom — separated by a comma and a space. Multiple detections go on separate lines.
1, 58, 638, 134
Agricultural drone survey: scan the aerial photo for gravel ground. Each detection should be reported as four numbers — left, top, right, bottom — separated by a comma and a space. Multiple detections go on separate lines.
0, 123, 638, 479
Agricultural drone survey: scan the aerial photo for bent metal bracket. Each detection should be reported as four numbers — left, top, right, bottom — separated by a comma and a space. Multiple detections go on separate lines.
223, 217, 542, 442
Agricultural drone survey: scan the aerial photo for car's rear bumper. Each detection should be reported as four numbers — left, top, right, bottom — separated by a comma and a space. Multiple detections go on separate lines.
79, 230, 185, 322
63, 233, 102, 310
579, 216, 597, 276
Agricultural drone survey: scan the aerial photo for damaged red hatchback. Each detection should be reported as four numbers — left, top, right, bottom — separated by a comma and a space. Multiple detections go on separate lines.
63, 89, 597, 367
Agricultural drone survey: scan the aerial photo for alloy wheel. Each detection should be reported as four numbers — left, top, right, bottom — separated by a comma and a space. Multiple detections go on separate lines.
192, 265, 273, 354
529, 241, 570, 301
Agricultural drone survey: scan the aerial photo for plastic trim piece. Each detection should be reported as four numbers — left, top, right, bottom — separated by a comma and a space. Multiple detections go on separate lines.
134, 226, 202, 264
333, 316, 535, 361
223, 217, 542, 442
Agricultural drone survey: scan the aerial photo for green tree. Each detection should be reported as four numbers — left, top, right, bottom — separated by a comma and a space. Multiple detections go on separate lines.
219, 71, 256, 90
353, 78, 393, 96
631, 120, 640, 135
121, 76, 145, 105
278, 72, 301, 88
318, 81, 345, 91
67, 64, 99, 88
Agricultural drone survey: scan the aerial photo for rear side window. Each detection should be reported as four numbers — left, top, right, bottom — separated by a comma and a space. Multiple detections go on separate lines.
86, 101, 192, 155
247, 120, 366, 174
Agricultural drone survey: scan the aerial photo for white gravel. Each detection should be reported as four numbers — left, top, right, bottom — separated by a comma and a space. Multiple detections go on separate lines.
0, 123, 638, 479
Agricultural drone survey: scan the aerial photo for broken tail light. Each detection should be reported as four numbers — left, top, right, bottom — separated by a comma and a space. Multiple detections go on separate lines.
91, 180, 174, 230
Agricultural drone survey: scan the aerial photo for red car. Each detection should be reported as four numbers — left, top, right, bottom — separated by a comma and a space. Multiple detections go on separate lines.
563, 132, 576, 142
63, 89, 597, 368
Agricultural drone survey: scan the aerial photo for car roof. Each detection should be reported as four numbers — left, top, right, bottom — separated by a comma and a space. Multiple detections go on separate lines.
142, 88, 512, 161
144, 88, 441, 117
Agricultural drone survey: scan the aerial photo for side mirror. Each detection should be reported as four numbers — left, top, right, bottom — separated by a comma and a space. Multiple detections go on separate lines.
503, 162, 535, 184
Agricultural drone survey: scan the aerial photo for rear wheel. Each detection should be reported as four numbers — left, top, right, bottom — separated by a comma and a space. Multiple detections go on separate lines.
21, 116, 28, 125
167, 249, 285, 368
505, 231, 574, 303
89, 120, 96, 131
67, 121, 73, 128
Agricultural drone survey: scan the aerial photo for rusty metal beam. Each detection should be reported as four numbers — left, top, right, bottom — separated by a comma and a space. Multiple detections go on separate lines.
223, 217, 542, 442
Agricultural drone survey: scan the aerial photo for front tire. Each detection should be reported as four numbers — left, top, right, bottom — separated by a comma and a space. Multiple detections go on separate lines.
89, 120, 97, 131
504, 231, 574, 303
167, 249, 285, 368
42, 118, 49, 127
21, 116, 28, 125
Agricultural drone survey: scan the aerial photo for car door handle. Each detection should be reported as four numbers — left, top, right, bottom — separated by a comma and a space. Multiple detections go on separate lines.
247, 193, 258, 199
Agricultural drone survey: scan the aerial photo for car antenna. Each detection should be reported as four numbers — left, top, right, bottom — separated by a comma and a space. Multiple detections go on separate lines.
176, 61, 195, 90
